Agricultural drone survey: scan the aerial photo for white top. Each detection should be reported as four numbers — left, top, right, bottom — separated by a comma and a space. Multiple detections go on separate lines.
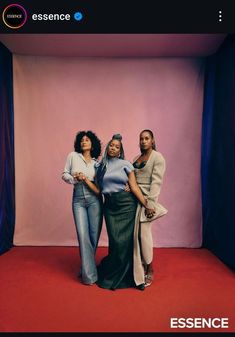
62, 152, 97, 185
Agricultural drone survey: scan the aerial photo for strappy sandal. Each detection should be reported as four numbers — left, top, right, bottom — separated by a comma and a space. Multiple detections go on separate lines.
145, 272, 154, 287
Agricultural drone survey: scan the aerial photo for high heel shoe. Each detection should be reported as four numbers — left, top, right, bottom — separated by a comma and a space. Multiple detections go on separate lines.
144, 272, 153, 287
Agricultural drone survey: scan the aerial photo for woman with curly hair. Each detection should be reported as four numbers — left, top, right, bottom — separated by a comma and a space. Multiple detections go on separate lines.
62, 130, 103, 285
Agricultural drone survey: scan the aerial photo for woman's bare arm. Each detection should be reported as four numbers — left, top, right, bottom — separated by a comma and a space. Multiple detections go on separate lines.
74, 172, 100, 196
128, 171, 149, 208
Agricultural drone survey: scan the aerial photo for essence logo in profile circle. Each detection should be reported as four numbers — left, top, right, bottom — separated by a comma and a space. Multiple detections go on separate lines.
2, 4, 27, 29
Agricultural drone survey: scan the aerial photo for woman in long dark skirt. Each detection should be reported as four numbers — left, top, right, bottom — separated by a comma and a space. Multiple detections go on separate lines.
95, 134, 155, 290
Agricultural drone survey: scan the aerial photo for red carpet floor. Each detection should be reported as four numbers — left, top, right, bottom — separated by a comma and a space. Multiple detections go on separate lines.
0, 247, 234, 333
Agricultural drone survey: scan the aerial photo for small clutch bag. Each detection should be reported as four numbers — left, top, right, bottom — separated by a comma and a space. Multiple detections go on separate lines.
140, 203, 168, 223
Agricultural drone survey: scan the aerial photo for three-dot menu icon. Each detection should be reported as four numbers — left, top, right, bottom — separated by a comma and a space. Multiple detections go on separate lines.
218, 10, 222, 22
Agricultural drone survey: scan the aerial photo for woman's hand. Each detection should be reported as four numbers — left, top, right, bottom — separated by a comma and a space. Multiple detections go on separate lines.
73, 172, 86, 181
73, 173, 100, 196
124, 183, 131, 192
145, 208, 156, 219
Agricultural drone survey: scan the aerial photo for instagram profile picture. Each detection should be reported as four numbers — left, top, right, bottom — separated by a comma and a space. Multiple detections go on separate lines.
2, 4, 27, 29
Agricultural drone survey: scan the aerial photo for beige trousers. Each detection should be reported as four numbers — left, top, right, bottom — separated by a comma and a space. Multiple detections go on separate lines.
140, 221, 153, 265
133, 204, 153, 285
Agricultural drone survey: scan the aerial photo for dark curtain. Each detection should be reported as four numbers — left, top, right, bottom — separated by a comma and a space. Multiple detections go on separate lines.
0, 42, 15, 255
202, 35, 235, 270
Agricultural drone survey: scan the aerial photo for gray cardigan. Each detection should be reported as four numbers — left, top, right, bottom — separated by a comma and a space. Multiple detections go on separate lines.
133, 150, 166, 210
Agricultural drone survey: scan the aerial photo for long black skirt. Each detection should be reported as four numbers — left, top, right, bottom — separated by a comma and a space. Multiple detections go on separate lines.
96, 191, 137, 290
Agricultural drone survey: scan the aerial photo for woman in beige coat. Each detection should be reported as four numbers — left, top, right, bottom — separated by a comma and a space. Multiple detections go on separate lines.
133, 129, 167, 288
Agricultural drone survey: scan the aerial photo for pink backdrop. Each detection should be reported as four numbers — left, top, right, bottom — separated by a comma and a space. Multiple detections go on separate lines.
13, 55, 204, 247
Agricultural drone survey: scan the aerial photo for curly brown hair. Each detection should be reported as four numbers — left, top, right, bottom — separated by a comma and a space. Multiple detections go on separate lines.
74, 130, 101, 159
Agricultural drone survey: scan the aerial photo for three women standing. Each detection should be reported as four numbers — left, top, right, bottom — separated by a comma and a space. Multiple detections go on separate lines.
62, 129, 166, 290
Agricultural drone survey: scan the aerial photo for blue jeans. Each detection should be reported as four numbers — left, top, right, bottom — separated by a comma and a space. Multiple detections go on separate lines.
72, 183, 102, 284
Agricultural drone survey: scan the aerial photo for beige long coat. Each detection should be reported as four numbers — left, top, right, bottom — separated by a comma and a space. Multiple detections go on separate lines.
133, 150, 166, 285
